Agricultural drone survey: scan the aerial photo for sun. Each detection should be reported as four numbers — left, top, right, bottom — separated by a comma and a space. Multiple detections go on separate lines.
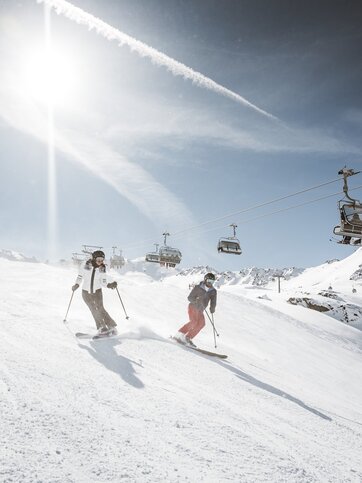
22, 46, 78, 107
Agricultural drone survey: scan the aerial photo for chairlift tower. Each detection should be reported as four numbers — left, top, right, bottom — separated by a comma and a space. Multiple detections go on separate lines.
275, 271, 284, 293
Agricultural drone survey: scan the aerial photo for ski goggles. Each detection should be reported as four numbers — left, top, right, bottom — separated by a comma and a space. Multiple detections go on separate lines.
95, 257, 105, 263
205, 278, 215, 285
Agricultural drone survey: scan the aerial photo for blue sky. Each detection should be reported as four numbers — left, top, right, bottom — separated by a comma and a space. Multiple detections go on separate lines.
0, 0, 362, 270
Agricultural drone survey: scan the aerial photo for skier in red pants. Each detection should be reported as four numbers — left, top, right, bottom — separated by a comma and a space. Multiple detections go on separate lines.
175, 273, 217, 347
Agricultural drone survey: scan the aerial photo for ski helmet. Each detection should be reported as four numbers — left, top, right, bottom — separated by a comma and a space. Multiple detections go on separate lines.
92, 250, 105, 259
204, 272, 215, 282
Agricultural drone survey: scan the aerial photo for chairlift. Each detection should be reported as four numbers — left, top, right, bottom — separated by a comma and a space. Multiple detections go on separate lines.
145, 243, 160, 263
72, 253, 84, 265
159, 246, 182, 267
217, 224, 242, 255
110, 246, 125, 269
159, 232, 182, 268
333, 168, 362, 244
82, 244, 103, 256
145, 233, 182, 267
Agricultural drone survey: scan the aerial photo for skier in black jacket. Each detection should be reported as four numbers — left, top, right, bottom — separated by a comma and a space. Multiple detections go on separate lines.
175, 272, 217, 347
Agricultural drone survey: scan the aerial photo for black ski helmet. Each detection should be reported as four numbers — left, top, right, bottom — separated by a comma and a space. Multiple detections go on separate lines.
204, 272, 215, 281
92, 250, 105, 259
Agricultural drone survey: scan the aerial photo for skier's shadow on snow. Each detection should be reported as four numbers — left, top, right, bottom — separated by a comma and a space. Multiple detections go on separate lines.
78, 339, 144, 389
216, 360, 331, 421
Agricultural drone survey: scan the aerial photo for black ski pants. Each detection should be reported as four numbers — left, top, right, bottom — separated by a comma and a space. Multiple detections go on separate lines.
82, 289, 117, 330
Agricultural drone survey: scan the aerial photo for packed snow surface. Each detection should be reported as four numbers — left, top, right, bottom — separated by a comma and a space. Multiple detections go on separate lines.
1, 253, 362, 482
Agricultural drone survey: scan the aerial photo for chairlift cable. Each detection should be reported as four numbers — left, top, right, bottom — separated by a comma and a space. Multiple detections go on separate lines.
122, 176, 345, 250
171, 176, 343, 237
186, 185, 362, 238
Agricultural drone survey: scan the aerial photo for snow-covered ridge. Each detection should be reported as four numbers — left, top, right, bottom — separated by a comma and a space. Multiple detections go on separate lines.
177, 265, 304, 287
117, 260, 306, 288
0, 248, 38, 263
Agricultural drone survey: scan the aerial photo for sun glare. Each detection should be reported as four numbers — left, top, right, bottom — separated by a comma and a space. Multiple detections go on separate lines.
22, 47, 78, 106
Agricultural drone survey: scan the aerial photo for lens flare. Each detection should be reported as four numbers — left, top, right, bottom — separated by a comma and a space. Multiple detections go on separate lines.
22, 47, 77, 106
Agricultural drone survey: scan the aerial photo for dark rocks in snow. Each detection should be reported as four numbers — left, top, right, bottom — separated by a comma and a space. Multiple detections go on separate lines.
288, 297, 330, 313
350, 266, 362, 281
318, 290, 342, 301
288, 296, 362, 328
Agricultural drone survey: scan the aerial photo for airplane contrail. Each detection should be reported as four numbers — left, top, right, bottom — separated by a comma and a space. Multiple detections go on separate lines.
37, 0, 277, 120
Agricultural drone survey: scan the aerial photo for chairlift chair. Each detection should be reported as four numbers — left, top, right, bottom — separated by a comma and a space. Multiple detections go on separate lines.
145, 233, 182, 267
110, 246, 125, 268
145, 243, 161, 263
333, 167, 362, 244
145, 252, 161, 263
159, 246, 182, 267
333, 202, 362, 237
72, 253, 84, 265
217, 223, 242, 255
82, 244, 103, 256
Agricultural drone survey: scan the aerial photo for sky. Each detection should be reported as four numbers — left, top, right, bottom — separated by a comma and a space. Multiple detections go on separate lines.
0, 0, 362, 270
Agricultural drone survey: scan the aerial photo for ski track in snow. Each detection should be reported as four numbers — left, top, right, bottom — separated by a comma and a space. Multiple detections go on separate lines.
1, 259, 362, 482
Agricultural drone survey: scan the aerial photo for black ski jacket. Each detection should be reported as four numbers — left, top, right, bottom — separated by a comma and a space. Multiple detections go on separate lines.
188, 282, 217, 313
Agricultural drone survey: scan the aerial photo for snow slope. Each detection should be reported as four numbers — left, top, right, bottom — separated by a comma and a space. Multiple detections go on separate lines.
1, 258, 362, 482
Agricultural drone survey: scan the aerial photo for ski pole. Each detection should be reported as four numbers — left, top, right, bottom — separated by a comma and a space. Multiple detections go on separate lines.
116, 287, 130, 319
205, 310, 219, 337
63, 291, 75, 322
205, 310, 219, 348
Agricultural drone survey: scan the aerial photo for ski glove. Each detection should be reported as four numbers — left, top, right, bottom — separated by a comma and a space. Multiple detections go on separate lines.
107, 281, 117, 289
72, 284, 79, 292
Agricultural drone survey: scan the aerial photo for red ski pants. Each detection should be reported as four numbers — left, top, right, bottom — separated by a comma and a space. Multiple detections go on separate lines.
178, 304, 205, 339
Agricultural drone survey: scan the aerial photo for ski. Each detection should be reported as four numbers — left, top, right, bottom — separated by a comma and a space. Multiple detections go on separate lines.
75, 332, 93, 339
171, 337, 227, 359
75, 332, 119, 340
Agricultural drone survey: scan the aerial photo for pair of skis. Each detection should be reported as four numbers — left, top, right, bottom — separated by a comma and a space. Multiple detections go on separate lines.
170, 337, 227, 359
75, 332, 227, 359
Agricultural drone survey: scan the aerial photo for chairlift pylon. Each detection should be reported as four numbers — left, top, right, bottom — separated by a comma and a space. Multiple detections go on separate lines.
217, 223, 242, 255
